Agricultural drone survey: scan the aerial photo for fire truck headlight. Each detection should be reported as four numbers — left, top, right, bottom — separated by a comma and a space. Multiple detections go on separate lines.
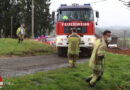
88, 37, 96, 43
56, 38, 63, 43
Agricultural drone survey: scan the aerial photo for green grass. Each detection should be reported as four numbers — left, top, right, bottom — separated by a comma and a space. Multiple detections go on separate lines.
0, 38, 56, 56
2, 53, 130, 90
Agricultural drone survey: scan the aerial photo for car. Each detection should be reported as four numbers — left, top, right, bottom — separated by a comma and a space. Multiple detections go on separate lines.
45, 37, 56, 46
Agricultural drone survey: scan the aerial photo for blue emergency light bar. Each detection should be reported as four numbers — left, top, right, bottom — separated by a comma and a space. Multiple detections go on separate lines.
61, 4, 67, 7
84, 4, 91, 6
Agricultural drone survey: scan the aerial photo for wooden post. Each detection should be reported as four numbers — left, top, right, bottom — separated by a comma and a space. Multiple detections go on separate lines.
11, 16, 13, 38
32, 0, 34, 38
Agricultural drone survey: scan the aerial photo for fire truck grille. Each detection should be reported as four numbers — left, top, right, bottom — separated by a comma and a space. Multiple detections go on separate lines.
64, 26, 87, 34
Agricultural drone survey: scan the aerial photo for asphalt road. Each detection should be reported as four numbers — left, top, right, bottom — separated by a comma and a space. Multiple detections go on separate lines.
0, 54, 89, 78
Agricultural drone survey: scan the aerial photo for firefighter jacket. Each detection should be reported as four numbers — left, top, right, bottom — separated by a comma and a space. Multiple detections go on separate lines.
68, 33, 81, 55
89, 37, 107, 71
16, 27, 26, 37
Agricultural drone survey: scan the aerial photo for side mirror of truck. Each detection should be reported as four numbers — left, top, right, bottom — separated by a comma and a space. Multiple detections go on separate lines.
96, 11, 99, 18
60, 11, 62, 14
95, 11, 99, 25
52, 11, 55, 24
57, 13, 59, 21
96, 22, 98, 25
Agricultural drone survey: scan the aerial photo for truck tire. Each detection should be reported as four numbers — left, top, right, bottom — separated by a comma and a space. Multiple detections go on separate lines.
88, 49, 92, 57
58, 47, 67, 57
80, 48, 92, 57
63, 47, 68, 57
58, 47, 62, 57
58, 47, 64, 57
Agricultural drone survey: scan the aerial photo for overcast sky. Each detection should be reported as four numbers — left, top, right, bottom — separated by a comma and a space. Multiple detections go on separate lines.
50, 0, 130, 27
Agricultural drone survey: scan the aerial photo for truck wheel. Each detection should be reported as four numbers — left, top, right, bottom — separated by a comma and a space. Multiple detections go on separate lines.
58, 47, 63, 57
88, 49, 92, 57
80, 48, 92, 57
58, 47, 67, 57
63, 47, 68, 57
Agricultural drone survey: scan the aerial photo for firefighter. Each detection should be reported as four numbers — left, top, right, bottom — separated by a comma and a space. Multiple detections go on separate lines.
86, 30, 111, 87
16, 24, 26, 43
68, 27, 81, 68
63, 15, 69, 21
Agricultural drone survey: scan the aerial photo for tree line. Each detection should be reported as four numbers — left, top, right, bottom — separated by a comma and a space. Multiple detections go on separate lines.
119, 0, 130, 8
0, 0, 53, 38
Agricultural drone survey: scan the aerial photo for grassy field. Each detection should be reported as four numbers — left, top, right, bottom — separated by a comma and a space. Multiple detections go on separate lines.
2, 53, 130, 90
0, 38, 56, 56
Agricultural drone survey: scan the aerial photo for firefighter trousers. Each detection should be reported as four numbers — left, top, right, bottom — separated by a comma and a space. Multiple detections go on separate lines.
68, 54, 78, 67
90, 69, 104, 85
18, 35, 24, 43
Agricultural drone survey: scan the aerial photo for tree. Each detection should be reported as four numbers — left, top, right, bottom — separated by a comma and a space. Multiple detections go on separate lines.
0, 0, 53, 38
33, 0, 53, 36
0, 0, 13, 37
119, 0, 130, 8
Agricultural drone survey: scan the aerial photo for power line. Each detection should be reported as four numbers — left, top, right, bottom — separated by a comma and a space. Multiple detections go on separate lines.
90, 0, 107, 4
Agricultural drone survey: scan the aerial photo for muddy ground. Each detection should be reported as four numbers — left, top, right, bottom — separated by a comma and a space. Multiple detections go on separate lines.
0, 54, 89, 78
107, 48, 130, 56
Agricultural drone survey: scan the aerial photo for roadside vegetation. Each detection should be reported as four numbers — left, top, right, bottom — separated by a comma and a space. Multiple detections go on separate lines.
0, 38, 56, 56
2, 53, 130, 90
118, 38, 130, 49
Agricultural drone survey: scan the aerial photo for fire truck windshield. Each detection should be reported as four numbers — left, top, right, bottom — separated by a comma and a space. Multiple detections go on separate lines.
58, 9, 94, 21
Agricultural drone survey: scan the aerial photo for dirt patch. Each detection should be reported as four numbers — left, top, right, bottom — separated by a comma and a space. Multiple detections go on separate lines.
107, 48, 130, 56
0, 49, 56, 58
0, 54, 89, 78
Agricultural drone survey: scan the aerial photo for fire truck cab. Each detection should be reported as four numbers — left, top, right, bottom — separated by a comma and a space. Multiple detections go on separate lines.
52, 3, 99, 57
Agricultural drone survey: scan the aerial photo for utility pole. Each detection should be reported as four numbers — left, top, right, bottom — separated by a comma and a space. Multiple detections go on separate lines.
123, 30, 126, 49
11, 16, 13, 38
32, 0, 34, 38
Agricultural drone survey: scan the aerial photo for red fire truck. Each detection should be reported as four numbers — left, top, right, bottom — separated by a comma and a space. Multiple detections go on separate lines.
52, 3, 99, 57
